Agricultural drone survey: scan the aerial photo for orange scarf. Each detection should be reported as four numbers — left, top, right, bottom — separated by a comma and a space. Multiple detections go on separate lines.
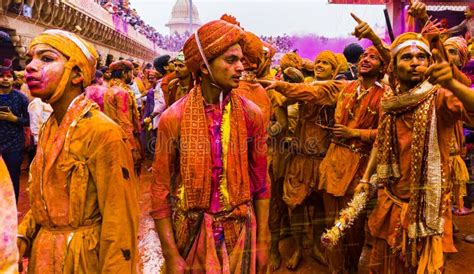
180, 86, 251, 211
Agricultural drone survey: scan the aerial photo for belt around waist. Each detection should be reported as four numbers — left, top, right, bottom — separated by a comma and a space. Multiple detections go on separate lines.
178, 203, 252, 222
41, 221, 101, 233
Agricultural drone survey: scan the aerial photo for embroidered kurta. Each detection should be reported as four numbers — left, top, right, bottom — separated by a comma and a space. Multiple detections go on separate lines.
18, 96, 139, 273
368, 87, 474, 273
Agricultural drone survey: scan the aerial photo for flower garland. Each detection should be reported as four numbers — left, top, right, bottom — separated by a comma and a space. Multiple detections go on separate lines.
321, 191, 369, 249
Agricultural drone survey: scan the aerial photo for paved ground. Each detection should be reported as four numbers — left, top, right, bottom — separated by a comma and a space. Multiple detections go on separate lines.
16, 164, 474, 273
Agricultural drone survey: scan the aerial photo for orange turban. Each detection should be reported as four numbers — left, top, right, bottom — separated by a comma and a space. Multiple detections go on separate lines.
315, 50, 338, 70
302, 58, 314, 73
242, 31, 264, 70
183, 20, 245, 74
335, 53, 348, 73
30, 29, 98, 104
219, 14, 268, 74
444, 36, 470, 68
280, 52, 302, 70
109, 60, 133, 72
263, 41, 276, 60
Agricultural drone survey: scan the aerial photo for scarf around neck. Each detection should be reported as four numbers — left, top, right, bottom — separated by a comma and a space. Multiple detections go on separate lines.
377, 80, 444, 239
179, 86, 251, 211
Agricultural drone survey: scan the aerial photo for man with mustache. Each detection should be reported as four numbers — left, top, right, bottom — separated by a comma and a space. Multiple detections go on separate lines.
356, 30, 474, 272
150, 19, 270, 273
17, 29, 139, 273
167, 52, 193, 106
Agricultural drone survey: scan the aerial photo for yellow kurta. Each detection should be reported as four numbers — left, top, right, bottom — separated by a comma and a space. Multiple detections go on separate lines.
18, 96, 139, 273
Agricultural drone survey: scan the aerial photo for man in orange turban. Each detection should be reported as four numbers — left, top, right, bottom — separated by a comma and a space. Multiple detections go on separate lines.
356, 31, 474, 273
151, 19, 270, 273
18, 29, 138, 273
280, 51, 303, 71
103, 60, 143, 175
445, 36, 471, 70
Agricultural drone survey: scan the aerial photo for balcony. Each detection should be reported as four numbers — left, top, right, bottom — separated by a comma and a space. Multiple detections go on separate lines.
0, 0, 159, 63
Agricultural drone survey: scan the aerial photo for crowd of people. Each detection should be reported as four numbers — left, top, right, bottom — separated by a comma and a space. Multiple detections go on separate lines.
2, 1, 474, 273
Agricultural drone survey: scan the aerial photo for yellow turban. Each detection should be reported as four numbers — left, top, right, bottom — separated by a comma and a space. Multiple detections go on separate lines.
444, 36, 470, 68
315, 50, 338, 69
335, 53, 348, 73
390, 32, 430, 58
30, 29, 98, 104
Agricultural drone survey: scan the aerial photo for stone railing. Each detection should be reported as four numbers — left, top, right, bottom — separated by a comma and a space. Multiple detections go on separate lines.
0, 0, 158, 61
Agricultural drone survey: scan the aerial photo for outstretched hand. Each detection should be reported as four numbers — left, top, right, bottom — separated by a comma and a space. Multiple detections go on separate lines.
351, 13, 378, 42
258, 79, 279, 90
425, 49, 454, 89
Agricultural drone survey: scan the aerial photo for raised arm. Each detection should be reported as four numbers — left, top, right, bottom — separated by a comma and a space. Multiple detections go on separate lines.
351, 13, 391, 66
426, 49, 474, 112
447, 19, 467, 34
259, 79, 345, 106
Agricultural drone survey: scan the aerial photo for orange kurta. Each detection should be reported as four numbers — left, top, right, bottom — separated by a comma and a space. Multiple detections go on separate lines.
317, 80, 385, 273
273, 80, 347, 208
319, 80, 384, 196
104, 79, 142, 164
368, 88, 474, 273
234, 80, 272, 127
18, 95, 139, 273
150, 89, 269, 273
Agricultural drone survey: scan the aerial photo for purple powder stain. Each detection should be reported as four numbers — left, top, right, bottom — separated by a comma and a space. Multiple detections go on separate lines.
290, 34, 375, 60
112, 14, 123, 33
